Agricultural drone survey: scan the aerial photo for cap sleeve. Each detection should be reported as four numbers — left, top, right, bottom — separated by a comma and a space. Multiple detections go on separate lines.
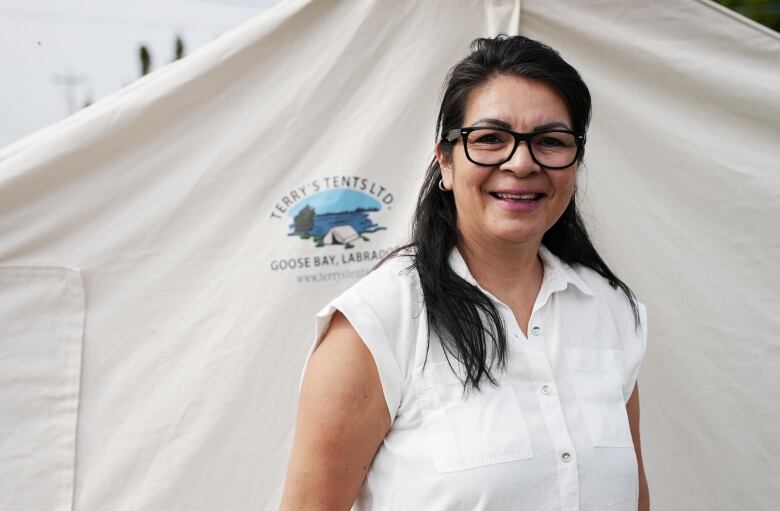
622, 301, 648, 402
302, 284, 405, 425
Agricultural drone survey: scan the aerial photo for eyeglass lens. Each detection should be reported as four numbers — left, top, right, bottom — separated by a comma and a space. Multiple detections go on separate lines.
465, 128, 578, 168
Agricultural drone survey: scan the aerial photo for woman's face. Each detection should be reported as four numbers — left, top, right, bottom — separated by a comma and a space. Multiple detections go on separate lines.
437, 75, 577, 250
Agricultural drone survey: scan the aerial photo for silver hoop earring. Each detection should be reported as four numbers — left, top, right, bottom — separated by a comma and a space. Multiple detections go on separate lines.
438, 178, 449, 192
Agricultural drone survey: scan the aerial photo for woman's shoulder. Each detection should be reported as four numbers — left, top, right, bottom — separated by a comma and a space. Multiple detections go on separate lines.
565, 258, 649, 400
348, 250, 420, 299
565, 259, 647, 333
325, 249, 422, 321
313, 250, 424, 416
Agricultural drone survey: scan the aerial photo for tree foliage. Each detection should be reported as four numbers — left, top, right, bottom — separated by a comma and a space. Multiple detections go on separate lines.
716, 0, 780, 31
293, 205, 316, 235
139, 45, 152, 76
175, 36, 186, 61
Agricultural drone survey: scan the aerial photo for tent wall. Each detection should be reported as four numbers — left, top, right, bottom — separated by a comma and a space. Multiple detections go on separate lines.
519, 2, 780, 508
0, 0, 777, 509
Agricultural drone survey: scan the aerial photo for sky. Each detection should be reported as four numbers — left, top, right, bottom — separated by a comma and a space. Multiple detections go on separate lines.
289, 189, 384, 218
0, 0, 282, 149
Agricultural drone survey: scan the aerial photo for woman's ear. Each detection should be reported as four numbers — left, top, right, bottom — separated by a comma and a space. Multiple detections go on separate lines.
435, 142, 454, 191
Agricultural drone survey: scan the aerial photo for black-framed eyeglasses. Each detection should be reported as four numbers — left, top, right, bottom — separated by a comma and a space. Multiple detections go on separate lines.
443, 126, 585, 169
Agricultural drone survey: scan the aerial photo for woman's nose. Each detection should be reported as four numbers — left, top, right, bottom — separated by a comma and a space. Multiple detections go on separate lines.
499, 142, 541, 177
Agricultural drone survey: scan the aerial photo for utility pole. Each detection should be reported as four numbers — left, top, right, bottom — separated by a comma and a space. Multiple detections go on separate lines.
51, 68, 87, 114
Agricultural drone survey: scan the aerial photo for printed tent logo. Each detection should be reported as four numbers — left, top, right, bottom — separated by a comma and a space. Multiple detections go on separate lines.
288, 188, 386, 249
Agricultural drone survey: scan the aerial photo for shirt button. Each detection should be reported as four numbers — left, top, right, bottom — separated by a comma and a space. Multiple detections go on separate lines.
541, 384, 552, 395
561, 452, 573, 463
531, 326, 541, 336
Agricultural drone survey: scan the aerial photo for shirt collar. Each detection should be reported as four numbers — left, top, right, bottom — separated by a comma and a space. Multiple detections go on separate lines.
448, 244, 595, 309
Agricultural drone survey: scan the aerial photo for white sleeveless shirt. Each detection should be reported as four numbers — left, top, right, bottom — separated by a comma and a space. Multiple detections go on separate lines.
306, 245, 647, 511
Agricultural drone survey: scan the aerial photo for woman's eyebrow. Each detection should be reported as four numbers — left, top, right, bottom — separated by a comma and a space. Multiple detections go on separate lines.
470, 117, 512, 128
469, 118, 572, 131
533, 121, 571, 131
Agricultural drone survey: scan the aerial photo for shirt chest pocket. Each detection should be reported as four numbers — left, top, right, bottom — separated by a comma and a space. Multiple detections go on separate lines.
414, 362, 533, 473
565, 349, 634, 448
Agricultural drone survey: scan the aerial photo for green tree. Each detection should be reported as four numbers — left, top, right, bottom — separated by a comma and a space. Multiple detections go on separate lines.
716, 0, 780, 31
293, 205, 316, 236
174, 35, 186, 61
139, 45, 152, 76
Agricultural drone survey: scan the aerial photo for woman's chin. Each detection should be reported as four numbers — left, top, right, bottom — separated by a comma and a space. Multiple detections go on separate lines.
486, 227, 545, 247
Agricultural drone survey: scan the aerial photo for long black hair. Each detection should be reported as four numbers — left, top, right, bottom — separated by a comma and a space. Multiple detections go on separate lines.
397, 35, 639, 390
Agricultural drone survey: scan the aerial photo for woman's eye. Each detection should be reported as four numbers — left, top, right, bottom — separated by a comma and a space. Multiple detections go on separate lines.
472, 132, 508, 144
537, 137, 564, 147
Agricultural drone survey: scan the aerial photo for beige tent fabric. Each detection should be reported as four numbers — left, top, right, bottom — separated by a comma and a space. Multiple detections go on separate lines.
0, 268, 84, 511
0, 0, 777, 510
519, 2, 780, 509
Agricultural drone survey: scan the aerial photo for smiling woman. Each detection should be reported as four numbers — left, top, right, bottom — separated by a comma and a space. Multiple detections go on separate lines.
437, 76, 580, 259
280, 35, 649, 511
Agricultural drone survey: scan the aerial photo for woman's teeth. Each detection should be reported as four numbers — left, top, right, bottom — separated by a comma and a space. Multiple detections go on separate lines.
494, 192, 541, 200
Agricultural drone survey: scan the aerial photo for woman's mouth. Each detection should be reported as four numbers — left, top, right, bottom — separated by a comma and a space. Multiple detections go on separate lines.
490, 192, 545, 202
489, 191, 545, 211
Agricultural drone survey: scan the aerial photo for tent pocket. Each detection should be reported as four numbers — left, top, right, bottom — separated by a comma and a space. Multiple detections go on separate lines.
0, 267, 85, 511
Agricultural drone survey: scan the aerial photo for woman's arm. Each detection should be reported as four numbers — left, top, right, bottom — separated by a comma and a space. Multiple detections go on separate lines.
279, 311, 391, 511
627, 384, 649, 511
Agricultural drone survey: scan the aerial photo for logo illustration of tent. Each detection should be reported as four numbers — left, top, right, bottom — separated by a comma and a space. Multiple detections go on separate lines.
322, 224, 361, 245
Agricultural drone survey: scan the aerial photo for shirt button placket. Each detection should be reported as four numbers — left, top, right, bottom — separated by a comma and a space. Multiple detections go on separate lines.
558, 448, 579, 510
526, 317, 579, 510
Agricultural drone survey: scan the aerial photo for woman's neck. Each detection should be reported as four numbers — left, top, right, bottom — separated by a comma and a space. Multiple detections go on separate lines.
456, 234, 544, 315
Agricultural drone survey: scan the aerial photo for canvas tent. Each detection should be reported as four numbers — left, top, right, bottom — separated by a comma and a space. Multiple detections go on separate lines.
0, 1, 778, 510
323, 225, 361, 245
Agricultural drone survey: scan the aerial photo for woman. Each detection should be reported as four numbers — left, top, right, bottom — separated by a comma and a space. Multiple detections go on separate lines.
280, 35, 649, 511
